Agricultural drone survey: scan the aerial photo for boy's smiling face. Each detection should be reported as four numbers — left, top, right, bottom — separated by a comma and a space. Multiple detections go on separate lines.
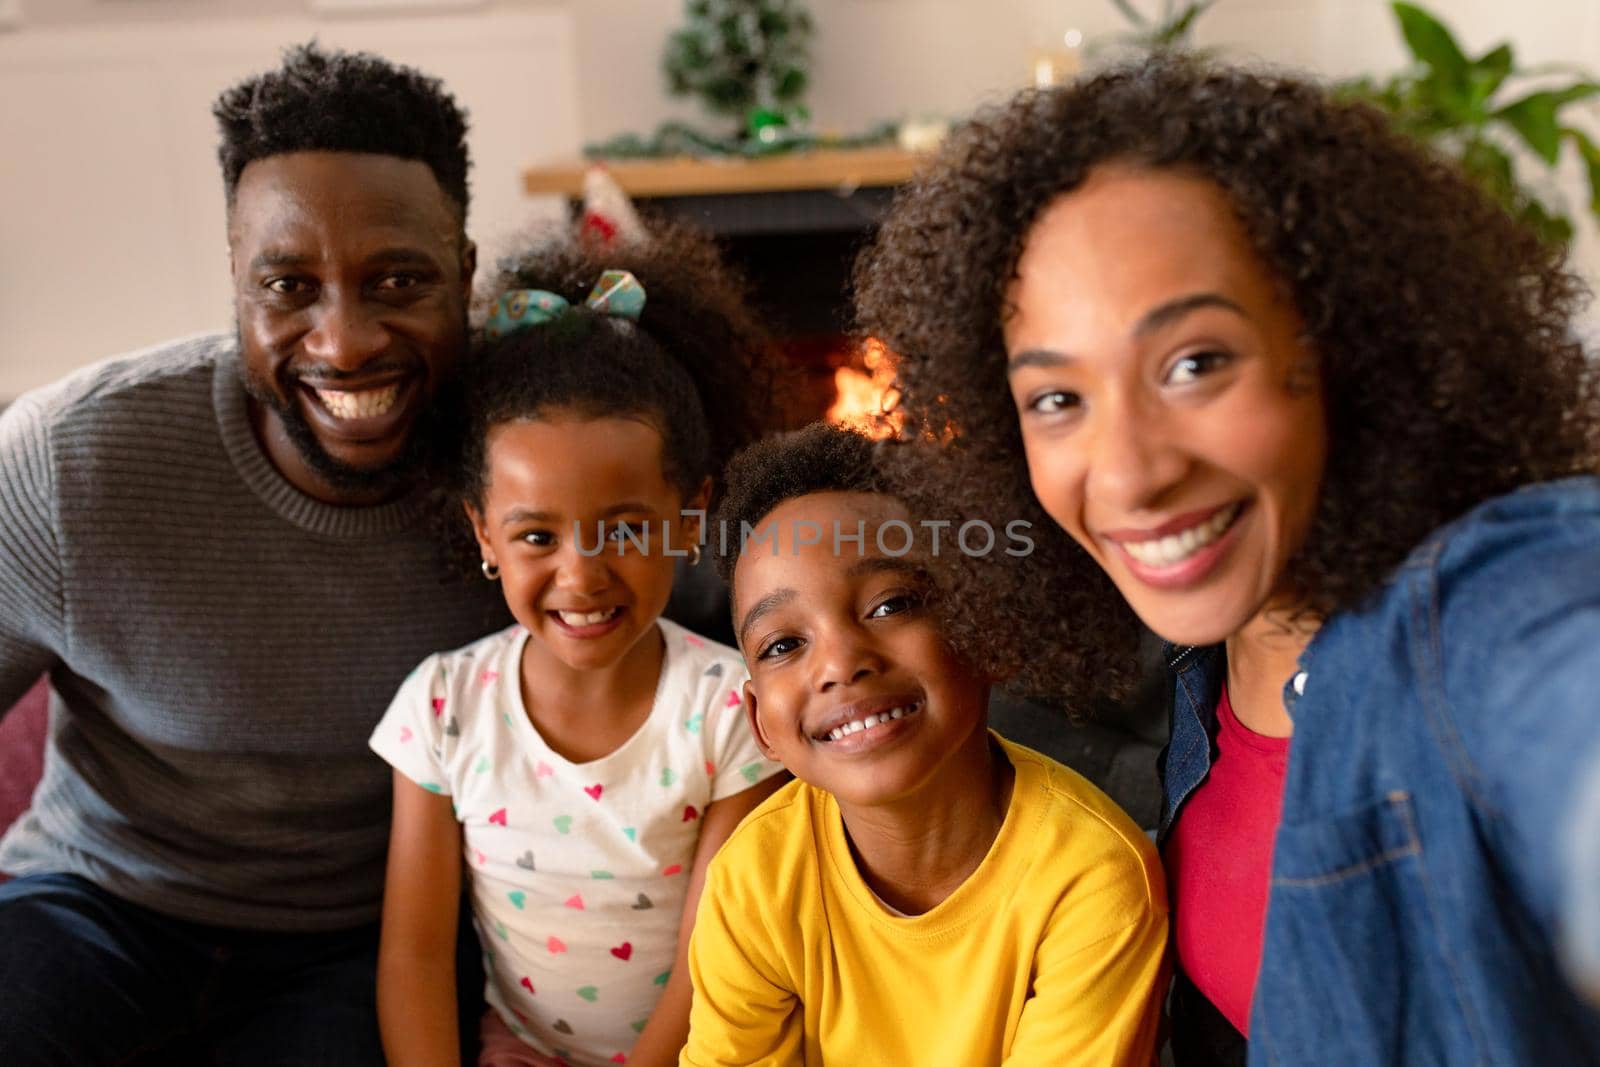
733, 491, 990, 808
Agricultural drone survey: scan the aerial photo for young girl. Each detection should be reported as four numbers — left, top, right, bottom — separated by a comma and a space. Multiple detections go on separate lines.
371, 226, 787, 1067
855, 58, 1600, 1066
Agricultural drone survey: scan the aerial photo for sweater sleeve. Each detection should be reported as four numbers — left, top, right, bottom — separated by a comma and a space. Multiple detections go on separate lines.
0, 393, 64, 712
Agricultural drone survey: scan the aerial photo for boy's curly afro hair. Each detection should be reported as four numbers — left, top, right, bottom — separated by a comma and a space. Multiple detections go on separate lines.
214, 42, 470, 224
712, 423, 889, 584
854, 56, 1600, 706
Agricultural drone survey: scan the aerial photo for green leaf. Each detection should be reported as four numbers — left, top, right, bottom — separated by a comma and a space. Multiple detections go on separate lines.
1495, 85, 1599, 162
1459, 138, 1517, 202
1394, 2, 1470, 90
1161, 1, 1216, 47
1110, 0, 1149, 28
1467, 43, 1512, 107
1518, 197, 1574, 248
1567, 128, 1600, 217
1549, 82, 1600, 108
775, 67, 806, 101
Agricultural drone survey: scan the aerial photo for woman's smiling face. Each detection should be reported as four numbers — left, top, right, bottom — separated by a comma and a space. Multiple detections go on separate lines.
1004, 165, 1328, 646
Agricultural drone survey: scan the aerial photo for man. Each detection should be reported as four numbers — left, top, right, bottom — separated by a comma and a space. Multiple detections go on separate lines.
0, 44, 506, 1065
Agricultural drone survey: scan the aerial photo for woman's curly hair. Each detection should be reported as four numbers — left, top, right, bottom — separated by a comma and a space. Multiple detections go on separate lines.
429, 219, 775, 574
854, 56, 1600, 706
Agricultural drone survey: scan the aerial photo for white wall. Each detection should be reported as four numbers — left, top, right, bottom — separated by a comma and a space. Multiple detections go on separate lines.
2, 0, 1597, 401
0, 7, 579, 401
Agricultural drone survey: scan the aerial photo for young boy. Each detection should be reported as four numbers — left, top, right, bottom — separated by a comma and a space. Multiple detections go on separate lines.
682, 424, 1169, 1066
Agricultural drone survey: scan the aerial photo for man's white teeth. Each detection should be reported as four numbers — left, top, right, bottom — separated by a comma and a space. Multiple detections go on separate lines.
557, 608, 619, 627
826, 705, 914, 742
315, 385, 400, 420
1123, 503, 1241, 567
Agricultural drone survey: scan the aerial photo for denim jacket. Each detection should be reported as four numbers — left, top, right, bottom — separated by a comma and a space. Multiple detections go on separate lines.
1158, 478, 1600, 1066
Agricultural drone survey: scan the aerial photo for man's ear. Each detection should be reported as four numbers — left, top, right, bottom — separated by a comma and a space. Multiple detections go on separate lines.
742, 680, 779, 761
459, 239, 478, 303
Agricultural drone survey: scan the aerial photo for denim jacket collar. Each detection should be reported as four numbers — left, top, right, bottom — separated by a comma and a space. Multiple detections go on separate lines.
1156, 641, 1224, 844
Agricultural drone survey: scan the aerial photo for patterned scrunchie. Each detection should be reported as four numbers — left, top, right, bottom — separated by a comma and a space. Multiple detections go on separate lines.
483, 269, 646, 342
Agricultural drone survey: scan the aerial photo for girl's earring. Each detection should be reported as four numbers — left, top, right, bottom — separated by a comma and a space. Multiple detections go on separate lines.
689, 544, 703, 567
481, 559, 501, 581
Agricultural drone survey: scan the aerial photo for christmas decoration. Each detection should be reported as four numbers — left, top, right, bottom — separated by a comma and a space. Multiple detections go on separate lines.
663, 0, 814, 140
578, 166, 646, 249
582, 0, 901, 160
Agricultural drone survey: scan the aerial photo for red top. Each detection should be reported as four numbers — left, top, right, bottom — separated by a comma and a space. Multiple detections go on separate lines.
1164, 683, 1291, 1036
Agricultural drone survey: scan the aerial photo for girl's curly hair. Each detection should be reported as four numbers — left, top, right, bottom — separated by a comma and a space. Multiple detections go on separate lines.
429, 219, 774, 574
854, 56, 1600, 706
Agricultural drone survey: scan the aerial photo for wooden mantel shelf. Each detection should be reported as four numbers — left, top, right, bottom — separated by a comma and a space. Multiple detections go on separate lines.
522, 145, 929, 199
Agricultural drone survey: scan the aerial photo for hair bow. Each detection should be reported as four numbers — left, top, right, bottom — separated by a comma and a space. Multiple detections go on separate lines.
484, 269, 646, 342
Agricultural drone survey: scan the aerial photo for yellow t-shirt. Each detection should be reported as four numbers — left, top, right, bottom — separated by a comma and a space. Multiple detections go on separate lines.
683, 735, 1170, 1067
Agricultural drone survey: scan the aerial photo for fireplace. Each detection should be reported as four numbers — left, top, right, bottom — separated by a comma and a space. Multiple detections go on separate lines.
523, 150, 919, 435
649, 188, 901, 435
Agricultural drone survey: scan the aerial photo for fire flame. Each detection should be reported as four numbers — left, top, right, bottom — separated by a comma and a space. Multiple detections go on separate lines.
825, 339, 902, 439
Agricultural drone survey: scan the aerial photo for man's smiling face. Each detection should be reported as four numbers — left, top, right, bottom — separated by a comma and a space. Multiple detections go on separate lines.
734, 491, 991, 808
229, 150, 474, 504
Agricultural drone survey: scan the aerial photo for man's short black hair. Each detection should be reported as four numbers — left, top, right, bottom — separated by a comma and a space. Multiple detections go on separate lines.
213, 42, 470, 222
713, 423, 890, 582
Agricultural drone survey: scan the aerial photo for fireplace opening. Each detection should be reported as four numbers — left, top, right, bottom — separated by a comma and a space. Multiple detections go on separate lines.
628, 187, 900, 434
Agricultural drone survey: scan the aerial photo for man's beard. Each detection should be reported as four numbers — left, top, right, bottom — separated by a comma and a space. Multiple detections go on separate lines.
239, 349, 435, 500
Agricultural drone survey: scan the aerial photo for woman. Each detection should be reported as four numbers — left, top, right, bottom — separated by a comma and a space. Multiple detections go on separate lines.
855, 57, 1600, 1065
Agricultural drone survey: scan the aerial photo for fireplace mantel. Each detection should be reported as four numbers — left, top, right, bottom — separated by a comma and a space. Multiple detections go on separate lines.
522, 146, 928, 199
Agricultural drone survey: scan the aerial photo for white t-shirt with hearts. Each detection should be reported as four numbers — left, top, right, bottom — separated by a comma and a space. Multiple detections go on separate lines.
370, 618, 782, 1067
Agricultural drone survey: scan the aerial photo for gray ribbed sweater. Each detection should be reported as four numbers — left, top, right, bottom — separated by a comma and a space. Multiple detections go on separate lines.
0, 334, 507, 930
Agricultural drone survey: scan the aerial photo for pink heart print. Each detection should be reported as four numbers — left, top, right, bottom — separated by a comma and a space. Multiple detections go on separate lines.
399, 726, 413, 743
565, 893, 585, 910
488, 808, 507, 826
431, 697, 445, 717
725, 690, 741, 707
584, 784, 604, 800
536, 761, 555, 778
610, 941, 633, 961
520, 976, 536, 995
547, 936, 567, 954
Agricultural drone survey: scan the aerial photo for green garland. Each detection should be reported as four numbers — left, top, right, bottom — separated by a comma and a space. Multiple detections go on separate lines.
584, 119, 898, 162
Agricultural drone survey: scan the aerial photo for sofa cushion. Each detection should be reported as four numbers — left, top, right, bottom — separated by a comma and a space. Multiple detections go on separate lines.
0, 676, 48, 846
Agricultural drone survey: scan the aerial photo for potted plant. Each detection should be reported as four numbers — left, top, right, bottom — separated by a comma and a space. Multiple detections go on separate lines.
1343, 2, 1600, 247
